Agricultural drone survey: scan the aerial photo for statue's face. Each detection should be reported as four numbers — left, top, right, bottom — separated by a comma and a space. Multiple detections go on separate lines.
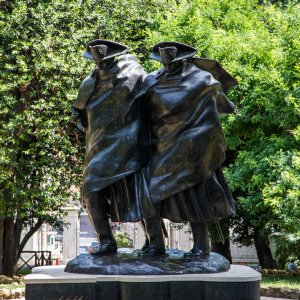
159, 46, 182, 73
89, 45, 109, 65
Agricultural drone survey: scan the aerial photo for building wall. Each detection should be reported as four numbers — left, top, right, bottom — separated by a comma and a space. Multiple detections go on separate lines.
230, 244, 259, 265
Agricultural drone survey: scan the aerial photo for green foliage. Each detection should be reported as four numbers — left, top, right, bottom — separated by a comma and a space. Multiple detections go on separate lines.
145, 0, 300, 257
0, 283, 25, 290
270, 232, 300, 268
114, 231, 133, 248
0, 0, 85, 227
0, 0, 171, 214
0, 0, 170, 274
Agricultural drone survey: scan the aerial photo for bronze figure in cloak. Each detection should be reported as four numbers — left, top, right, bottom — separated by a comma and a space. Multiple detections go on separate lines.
71, 40, 154, 255
71, 40, 237, 259
139, 42, 237, 257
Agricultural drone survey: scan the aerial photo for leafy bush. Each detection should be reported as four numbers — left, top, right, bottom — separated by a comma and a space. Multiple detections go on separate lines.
0, 0, 169, 275
114, 231, 133, 248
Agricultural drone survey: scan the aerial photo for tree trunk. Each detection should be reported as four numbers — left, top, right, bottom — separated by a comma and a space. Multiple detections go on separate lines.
211, 238, 232, 263
14, 218, 23, 264
3, 217, 15, 276
0, 216, 44, 275
253, 227, 276, 269
0, 217, 4, 274
211, 221, 232, 263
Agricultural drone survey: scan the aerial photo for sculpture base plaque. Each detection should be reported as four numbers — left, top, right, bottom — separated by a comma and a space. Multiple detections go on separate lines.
24, 264, 261, 300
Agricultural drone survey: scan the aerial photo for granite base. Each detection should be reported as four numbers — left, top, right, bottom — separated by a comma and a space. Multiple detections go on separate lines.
24, 265, 261, 300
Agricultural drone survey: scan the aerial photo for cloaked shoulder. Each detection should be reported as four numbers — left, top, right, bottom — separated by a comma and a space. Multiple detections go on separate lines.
73, 68, 97, 110
118, 54, 138, 63
188, 60, 236, 114
117, 55, 147, 79
135, 67, 165, 98
192, 57, 238, 94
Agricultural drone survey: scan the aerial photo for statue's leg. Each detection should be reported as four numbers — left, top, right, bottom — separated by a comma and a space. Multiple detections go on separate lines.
140, 217, 165, 256
139, 220, 150, 251
184, 222, 210, 257
140, 219, 169, 251
84, 191, 117, 255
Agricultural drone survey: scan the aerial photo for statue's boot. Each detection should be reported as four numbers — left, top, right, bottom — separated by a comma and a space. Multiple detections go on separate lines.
84, 191, 117, 256
139, 220, 150, 251
140, 219, 169, 251
140, 217, 165, 256
184, 222, 210, 257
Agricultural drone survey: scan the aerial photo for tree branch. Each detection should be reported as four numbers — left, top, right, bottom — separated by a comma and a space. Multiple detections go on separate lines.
18, 218, 43, 260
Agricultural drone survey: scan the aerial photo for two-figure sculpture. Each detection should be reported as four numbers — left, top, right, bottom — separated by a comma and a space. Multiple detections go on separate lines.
71, 40, 237, 258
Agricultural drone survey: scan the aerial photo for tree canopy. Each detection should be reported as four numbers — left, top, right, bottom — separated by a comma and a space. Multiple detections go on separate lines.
0, 0, 170, 275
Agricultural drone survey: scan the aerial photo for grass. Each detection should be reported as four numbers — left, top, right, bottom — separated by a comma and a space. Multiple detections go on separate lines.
261, 274, 300, 289
17, 269, 32, 275
0, 282, 24, 290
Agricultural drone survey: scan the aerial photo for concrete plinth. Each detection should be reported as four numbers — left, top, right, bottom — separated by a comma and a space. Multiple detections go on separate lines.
25, 265, 261, 300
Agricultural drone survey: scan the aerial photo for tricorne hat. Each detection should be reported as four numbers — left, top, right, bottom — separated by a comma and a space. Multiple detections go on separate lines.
150, 41, 237, 93
83, 39, 128, 61
150, 42, 197, 62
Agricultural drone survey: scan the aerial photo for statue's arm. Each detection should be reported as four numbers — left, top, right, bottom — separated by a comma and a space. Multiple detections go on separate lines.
70, 69, 97, 132
199, 71, 235, 115
70, 106, 87, 132
70, 106, 81, 123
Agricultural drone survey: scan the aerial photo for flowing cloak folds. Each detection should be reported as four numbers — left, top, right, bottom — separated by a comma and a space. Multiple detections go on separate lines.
72, 55, 149, 200
142, 59, 236, 222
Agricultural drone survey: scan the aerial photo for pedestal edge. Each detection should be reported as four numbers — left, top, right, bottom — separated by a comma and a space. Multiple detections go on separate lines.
24, 265, 261, 284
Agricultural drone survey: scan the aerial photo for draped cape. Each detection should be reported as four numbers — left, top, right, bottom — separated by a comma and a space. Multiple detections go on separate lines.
143, 59, 235, 204
72, 55, 148, 198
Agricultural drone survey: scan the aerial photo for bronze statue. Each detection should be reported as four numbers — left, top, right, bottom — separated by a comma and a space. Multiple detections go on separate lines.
71, 40, 153, 255
140, 42, 237, 256
72, 40, 237, 258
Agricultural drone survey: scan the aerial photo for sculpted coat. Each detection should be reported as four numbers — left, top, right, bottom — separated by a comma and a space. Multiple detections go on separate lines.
138, 42, 237, 223
72, 47, 152, 222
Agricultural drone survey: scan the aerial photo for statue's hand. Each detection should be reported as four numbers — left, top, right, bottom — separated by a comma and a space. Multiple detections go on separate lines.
71, 107, 87, 132
77, 122, 87, 133
70, 109, 80, 123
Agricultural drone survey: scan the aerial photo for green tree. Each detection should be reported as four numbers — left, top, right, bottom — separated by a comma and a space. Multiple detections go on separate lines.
270, 232, 300, 268
0, 0, 170, 275
145, 0, 300, 268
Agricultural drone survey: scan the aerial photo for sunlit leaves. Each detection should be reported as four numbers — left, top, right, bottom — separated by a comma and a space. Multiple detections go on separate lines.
0, 0, 170, 224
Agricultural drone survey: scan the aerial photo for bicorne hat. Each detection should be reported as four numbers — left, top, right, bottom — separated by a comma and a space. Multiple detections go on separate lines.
83, 39, 128, 61
150, 42, 197, 62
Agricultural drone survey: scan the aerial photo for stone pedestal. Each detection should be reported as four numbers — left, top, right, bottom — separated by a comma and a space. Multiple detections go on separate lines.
24, 265, 261, 300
